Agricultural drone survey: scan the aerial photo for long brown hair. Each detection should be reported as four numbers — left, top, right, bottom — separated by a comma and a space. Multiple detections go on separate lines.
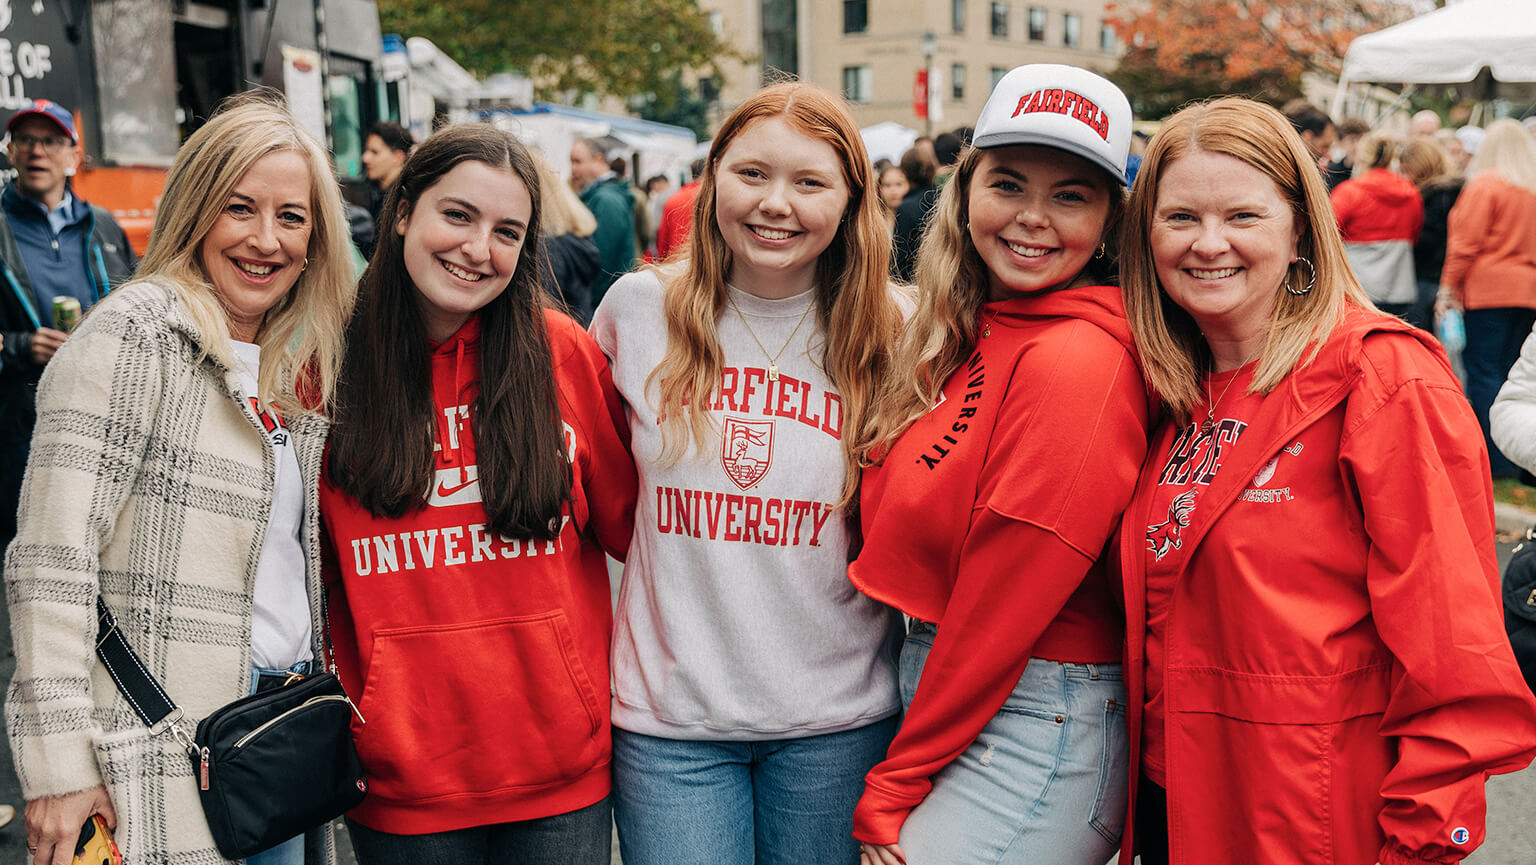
328, 123, 571, 539
648, 82, 901, 507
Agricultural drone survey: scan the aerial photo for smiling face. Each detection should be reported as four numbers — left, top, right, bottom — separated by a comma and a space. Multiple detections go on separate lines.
713, 115, 851, 298
967, 145, 1114, 301
199, 150, 313, 342
1149, 149, 1300, 346
398, 160, 533, 342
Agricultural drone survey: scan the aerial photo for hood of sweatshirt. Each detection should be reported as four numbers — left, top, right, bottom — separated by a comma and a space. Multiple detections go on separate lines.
1353, 168, 1421, 207
984, 282, 1137, 357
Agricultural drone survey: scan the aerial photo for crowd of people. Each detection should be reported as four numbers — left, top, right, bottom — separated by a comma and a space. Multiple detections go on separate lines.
4, 60, 1536, 865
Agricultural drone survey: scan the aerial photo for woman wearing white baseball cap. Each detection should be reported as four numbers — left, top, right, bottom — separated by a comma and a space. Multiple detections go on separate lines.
849, 64, 1149, 865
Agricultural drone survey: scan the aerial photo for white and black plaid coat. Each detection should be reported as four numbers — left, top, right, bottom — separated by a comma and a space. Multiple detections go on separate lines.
3, 280, 335, 864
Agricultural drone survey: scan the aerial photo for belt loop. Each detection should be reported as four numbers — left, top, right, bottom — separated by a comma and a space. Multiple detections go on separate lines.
1088, 663, 1100, 680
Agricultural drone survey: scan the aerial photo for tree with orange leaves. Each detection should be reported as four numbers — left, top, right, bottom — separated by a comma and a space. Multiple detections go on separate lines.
1106, 0, 1412, 117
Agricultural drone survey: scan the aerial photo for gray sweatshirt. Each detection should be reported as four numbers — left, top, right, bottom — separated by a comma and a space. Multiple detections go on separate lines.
591, 269, 902, 740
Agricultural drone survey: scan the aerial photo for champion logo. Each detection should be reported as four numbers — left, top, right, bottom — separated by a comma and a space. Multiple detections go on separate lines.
1451, 827, 1470, 845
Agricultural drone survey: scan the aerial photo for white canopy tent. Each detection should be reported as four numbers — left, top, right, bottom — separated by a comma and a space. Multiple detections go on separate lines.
861, 121, 920, 166
1334, 0, 1536, 117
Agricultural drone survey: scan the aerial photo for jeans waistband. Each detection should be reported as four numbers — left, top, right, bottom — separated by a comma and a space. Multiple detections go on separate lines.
253, 660, 314, 693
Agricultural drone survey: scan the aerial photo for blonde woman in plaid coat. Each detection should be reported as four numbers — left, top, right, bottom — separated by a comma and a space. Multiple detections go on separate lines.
3, 95, 355, 865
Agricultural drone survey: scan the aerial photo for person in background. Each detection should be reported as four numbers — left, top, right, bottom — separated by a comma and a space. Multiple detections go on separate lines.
1282, 100, 1336, 171
0, 98, 136, 555
570, 136, 637, 307
853, 63, 1147, 865
1454, 126, 1485, 173
1324, 117, 1370, 190
361, 122, 415, 222
7, 92, 356, 865
1408, 109, 1443, 139
322, 123, 635, 865
533, 149, 602, 324
1440, 118, 1536, 479
1330, 130, 1423, 323
1399, 137, 1464, 333
892, 146, 939, 282
654, 158, 704, 261
642, 174, 672, 259
876, 160, 909, 214
591, 81, 907, 865
1118, 96, 1536, 865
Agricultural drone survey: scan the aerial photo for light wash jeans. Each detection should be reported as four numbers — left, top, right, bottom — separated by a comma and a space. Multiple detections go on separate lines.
897, 620, 1128, 865
611, 716, 899, 865
244, 660, 313, 865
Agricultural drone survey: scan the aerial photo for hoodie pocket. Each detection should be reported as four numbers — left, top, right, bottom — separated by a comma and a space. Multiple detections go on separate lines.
354, 611, 606, 800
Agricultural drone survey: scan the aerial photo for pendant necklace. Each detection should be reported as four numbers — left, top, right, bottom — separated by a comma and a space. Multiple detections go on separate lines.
724, 286, 816, 382
1201, 351, 1259, 436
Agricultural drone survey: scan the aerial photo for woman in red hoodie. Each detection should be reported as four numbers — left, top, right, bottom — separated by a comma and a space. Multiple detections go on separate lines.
1330, 131, 1424, 324
320, 124, 636, 864
851, 63, 1151, 865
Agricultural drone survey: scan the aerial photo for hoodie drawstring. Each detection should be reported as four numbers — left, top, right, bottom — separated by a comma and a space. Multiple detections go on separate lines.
454, 336, 469, 485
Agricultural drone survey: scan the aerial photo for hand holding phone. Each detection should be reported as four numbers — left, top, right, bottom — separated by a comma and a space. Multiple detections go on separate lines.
72, 815, 121, 865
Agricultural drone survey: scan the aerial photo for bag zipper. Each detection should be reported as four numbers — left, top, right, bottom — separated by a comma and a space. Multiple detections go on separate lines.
232, 694, 354, 749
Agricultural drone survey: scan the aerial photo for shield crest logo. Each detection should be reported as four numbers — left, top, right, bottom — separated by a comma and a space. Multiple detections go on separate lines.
722, 417, 774, 490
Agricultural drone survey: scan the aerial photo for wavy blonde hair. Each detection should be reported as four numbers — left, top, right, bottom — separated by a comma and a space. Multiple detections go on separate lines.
532, 148, 597, 237
647, 82, 900, 507
1469, 118, 1536, 195
866, 145, 1124, 452
1121, 97, 1374, 423
134, 91, 356, 415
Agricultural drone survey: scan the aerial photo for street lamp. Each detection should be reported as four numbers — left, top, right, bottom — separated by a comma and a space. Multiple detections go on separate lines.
921, 30, 937, 137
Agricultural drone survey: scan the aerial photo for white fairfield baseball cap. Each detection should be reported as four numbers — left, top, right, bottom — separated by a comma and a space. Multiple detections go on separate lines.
972, 64, 1132, 186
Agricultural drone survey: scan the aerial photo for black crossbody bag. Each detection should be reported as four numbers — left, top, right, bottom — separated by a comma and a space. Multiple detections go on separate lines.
94, 598, 368, 860
1502, 526, 1536, 697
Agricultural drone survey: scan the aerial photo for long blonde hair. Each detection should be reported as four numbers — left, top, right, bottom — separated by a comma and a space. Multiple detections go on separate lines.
135, 92, 356, 415
647, 82, 899, 507
866, 145, 1124, 453
532, 148, 597, 237
1121, 97, 1374, 422
1469, 118, 1536, 195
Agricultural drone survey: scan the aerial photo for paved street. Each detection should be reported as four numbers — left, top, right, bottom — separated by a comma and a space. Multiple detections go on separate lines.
1, 546, 1533, 863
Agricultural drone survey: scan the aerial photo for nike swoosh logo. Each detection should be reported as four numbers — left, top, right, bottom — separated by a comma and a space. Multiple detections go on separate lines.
436, 477, 478, 498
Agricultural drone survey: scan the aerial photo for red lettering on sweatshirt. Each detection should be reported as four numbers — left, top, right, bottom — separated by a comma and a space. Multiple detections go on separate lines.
654, 485, 836, 547
707, 366, 842, 440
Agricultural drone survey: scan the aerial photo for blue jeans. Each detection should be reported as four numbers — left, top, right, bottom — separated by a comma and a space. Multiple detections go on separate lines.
345, 797, 612, 865
612, 717, 899, 865
896, 620, 1128, 865
1463, 307, 1536, 477
244, 661, 314, 865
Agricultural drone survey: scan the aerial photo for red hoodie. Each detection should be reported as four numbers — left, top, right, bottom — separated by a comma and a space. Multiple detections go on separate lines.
320, 310, 636, 834
848, 285, 1152, 844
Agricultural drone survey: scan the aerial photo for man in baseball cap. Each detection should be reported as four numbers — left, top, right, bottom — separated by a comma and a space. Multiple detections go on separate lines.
0, 98, 136, 550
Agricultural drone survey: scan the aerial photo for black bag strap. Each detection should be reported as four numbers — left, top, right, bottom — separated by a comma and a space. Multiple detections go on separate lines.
94, 598, 197, 753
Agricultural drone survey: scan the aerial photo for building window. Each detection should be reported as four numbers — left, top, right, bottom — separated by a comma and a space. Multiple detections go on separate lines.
953, 0, 965, 33
1063, 12, 1081, 47
842, 65, 872, 102
1100, 22, 1119, 53
951, 64, 966, 100
991, 66, 1008, 89
843, 0, 868, 34
1027, 7, 1046, 41
761, 0, 798, 79
990, 2, 1008, 37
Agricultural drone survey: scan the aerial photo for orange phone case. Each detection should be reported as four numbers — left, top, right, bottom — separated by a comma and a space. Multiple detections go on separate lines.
73, 815, 122, 865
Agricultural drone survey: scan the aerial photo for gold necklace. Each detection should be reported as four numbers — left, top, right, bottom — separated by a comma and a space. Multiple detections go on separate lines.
1201, 353, 1258, 435
724, 288, 816, 382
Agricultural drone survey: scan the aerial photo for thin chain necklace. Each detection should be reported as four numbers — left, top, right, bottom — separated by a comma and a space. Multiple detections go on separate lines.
1201, 352, 1259, 435
724, 287, 816, 382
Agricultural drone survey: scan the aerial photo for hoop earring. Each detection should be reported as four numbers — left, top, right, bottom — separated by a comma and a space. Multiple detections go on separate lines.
1287, 256, 1315, 296
300, 258, 309, 273
1094, 242, 1107, 260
